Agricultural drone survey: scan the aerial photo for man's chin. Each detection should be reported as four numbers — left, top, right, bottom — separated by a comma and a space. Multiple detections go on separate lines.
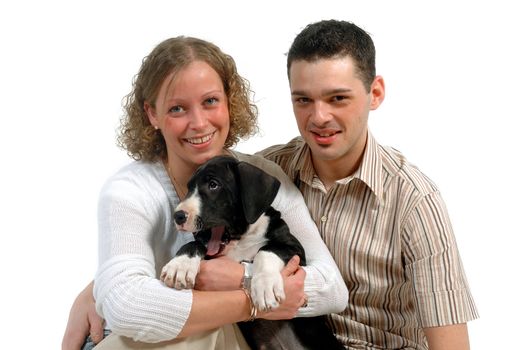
309, 146, 340, 162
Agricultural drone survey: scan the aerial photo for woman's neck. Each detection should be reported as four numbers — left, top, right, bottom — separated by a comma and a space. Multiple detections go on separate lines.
165, 149, 232, 198
165, 158, 197, 199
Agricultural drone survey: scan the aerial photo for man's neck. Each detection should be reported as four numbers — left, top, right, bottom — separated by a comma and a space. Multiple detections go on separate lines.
310, 137, 367, 191
312, 153, 363, 191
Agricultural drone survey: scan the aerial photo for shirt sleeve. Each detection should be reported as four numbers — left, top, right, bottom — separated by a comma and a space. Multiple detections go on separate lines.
242, 154, 348, 317
402, 190, 479, 327
93, 173, 193, 342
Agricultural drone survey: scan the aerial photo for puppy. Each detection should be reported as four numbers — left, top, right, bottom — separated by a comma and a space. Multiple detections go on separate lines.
161, 155, 343, 349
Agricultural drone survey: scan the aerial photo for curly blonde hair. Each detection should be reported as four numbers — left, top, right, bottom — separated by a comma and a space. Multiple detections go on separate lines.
118, 37, 258, 161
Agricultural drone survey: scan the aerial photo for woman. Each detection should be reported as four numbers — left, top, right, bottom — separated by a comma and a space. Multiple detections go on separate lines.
63, 36, 347, 350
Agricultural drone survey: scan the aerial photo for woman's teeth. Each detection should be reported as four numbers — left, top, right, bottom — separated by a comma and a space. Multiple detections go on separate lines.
185, 133, 214, 144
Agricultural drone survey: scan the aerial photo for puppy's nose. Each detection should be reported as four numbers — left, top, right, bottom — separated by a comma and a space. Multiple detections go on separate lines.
174, 210, 188, 225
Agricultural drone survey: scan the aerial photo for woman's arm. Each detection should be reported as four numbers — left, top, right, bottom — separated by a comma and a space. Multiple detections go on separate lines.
67, 162, 308, 345
62, 257, 305, 348
181, 256, 306, 336
274, 177, 348, 316
62, 281, 104, 350
236, 153, 348, 316
94, 168, 258, 342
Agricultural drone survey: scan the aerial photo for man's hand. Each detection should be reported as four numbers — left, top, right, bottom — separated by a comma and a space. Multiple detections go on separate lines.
258, 255, 307, 320
62, 281, 104, 350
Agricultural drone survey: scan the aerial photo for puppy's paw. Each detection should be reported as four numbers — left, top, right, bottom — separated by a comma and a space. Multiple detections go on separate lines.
160, 255, 200, 289
251, 251, 286, 311
251, 271, 285, 311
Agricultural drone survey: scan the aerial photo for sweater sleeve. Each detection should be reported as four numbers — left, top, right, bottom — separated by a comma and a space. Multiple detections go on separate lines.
93, 169, 192, 342
239, 154, 348, 316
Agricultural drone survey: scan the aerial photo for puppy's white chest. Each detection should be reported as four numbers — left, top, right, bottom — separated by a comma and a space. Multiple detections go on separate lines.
226, 215, 269, 262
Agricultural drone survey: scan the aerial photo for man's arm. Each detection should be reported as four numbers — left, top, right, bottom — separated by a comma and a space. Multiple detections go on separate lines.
424, 323, 470, 350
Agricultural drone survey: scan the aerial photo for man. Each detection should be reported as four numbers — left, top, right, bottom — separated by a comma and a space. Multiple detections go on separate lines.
258, 20, 478, 349
63, 20, 478, 350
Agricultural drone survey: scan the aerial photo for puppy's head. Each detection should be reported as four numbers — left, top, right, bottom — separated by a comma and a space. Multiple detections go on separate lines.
174, 155, 280, 255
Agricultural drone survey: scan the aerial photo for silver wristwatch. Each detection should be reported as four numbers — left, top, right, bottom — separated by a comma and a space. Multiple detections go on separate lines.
240, 260, 253, 291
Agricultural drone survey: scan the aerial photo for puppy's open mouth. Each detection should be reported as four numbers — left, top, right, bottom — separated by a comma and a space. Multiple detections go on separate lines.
206, 226, 230, 258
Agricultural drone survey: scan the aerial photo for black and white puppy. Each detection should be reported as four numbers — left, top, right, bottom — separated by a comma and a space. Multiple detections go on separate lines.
161, 155, 343, 350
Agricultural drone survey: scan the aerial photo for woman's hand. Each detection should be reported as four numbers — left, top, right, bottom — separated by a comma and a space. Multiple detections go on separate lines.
258, 255, 306, 320
195, 254, 306, 320
62, 281, 104, 350
195, 256, 244, 291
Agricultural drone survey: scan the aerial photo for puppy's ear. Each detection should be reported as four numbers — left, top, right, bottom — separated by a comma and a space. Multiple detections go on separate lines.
237, 162, 280, 224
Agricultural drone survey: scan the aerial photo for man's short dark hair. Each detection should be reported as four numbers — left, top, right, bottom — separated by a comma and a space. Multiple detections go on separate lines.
287, 20, 376, 91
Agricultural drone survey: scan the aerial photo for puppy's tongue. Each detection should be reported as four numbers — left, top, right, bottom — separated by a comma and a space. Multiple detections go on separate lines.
207, 226, 225, 256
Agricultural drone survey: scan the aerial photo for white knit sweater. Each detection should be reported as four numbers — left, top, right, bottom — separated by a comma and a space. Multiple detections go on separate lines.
94, 152, 347, 342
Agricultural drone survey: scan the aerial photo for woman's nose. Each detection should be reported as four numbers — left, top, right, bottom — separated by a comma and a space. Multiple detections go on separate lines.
188, 108, 207, 129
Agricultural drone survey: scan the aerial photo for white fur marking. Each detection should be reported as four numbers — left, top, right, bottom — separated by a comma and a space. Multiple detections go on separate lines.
226, 215, 269, 262
251, 250, 285, 311
160, 255, 201, 289
174, 188, 201, 232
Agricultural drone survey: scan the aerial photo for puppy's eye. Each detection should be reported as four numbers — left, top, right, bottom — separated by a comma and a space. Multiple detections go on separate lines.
208, 180, 220, 191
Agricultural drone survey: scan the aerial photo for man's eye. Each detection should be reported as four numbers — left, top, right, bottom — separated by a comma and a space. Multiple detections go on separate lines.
332, 95, 348, 102
296, 97, 310, 104
208, 180, 219, 190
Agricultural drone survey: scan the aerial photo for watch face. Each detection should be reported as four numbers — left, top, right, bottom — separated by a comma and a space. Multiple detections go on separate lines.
242, 277, 251, 290
241, 261, 252, 290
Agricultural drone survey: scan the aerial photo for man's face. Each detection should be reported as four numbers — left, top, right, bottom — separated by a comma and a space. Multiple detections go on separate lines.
289, 57, 384, 170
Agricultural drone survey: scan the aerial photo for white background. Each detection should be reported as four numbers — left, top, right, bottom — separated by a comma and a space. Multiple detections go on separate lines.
1, 1, 523, 349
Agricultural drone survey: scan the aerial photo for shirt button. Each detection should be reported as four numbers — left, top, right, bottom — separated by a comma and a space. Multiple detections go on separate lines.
321, 215, 327, 222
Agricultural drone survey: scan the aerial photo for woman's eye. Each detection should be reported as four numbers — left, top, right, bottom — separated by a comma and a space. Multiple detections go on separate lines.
169, 105, 184, 113
204, 97, 218, 105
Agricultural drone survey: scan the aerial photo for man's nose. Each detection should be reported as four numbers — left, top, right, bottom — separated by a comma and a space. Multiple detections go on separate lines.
311, 102, 331, 125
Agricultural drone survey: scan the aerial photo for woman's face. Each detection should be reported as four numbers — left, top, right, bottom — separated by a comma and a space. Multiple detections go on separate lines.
146, 60, 230, 170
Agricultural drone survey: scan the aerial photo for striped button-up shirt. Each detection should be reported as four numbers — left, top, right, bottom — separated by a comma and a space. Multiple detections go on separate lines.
259, 132, 478, 350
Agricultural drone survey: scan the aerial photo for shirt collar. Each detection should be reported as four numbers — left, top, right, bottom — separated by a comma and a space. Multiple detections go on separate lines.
290, 137, 317, 187
292, 131, 384, 200
353, 131, 384, 200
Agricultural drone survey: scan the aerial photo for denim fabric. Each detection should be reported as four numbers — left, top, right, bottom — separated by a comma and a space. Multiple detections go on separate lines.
81, 329, 111, 350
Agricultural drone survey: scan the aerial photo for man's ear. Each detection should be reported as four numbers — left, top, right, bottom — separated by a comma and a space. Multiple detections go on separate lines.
237, 162, 280, 224
144, 101, 159, 129
369, 75, 385, 111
